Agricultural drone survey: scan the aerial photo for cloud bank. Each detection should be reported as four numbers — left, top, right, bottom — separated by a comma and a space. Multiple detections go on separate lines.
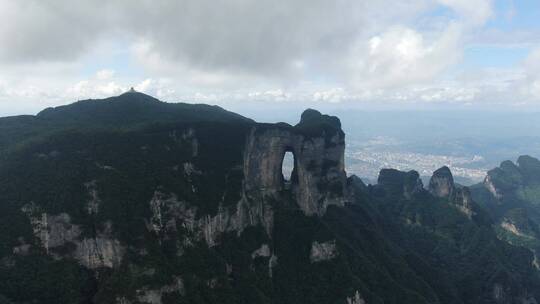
0, 0, 538, 114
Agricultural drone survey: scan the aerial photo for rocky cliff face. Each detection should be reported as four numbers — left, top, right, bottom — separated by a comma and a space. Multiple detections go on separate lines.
429, 166, 482, 221
17, 109, 348, 270
429, 166, 492, 225
21, 203, 124, 269
429, 166, 454, 198
309, 240, 337, 263
482, 156, 540, 201
147, 190, 273, 248
377, 169, 424, 199
243, 109, 348, 216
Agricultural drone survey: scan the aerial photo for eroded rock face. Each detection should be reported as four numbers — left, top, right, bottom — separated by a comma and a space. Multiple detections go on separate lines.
310, 240, 337, 263
197, 199, 273, 246
147, 191, 273, 247
251, 244, 271, 259
21, 204, 80, 253
17, 109, 348, 277
377, 169, 423, 198
346, 291, 366, 304
500, 208, 539, 239
429, 166, 454, 198
482, 156, 540, 201
243, 109, 347, 216
20, 203, 124, 269
428, 166, 480, 219
485, 174, 504, 200
136, 276, 184, 304
268, 254, 278, 278
74, 236, 124, 269
492, 283, 538, 304
84, 180, 100, 215
451, 187, 477, 219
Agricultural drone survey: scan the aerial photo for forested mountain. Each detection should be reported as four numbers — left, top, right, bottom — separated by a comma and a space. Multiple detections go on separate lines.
471, 155, 540, 277
0, 92, 538, 304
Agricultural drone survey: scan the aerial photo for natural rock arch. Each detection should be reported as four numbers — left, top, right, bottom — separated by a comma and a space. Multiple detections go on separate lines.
242, 109, 348, 216
280, 149, 295, 183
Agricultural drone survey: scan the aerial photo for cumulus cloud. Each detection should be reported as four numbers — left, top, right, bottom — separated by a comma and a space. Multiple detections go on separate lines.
0, 0, 362, 73
2, 0, 536, 111
344, 24, 463, 89
313, 88, 347, 103
0, 1, 117, 62
437, 0, 493, 26
248, 89, 290, 102
96, 69, 115, 80
520, 47, 540, 99
0, 1, 464, 76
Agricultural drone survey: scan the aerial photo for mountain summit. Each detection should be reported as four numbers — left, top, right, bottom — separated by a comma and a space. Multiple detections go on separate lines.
0, 92, 252, 152
36, 91, 250, 127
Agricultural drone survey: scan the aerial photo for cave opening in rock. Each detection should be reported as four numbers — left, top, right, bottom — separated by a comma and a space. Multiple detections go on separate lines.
282, 150, 295, 183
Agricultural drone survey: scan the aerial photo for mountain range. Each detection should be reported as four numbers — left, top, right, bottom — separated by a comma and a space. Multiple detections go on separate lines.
0, 91, 539, 304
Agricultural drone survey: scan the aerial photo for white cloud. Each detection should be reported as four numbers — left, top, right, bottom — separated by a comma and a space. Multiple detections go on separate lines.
2, 0, 538, 113
248, 89, 290, 102
520, 47, 540, 100
134, 78, 176, 99
345, 24, 463, 89
313, 88, 346, 103
66, 80, 124, 99
438, 0, 493, 26
96, 69, 116, 80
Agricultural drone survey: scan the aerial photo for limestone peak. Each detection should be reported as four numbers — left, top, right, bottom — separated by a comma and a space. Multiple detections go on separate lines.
429, 166, 454, 198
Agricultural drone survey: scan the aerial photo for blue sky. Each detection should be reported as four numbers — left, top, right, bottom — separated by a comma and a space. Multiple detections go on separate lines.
463, 0, 539, 67
0, 0, 539, 115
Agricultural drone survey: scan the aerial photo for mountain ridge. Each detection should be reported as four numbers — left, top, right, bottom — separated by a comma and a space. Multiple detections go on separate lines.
0, 93, 539, 304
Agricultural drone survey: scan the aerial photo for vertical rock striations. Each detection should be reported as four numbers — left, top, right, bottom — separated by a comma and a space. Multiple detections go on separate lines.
482, 155, 540, 201
429, 166, 454, 198
310, 240, 338, 263
243, 109, 348, 216
377, 169, 424, 199
21, 203, 124, 269
429, 166, 486, 222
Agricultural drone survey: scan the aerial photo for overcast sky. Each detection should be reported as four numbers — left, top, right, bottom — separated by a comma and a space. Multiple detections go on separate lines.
0, 0, 539, 115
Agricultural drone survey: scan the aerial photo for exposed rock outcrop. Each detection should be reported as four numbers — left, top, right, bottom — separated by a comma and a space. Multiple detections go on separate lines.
485, 174, 504, 200
451, 187, 477, 219
377, 169, 423, 198
492, 283, 538, 304
18, 109, 348, 268
429, 167, 486, 222
251, 244, 271, 259
20, 203, 124, 269
499, 208, 539, 239
147, 191, 272, 247
136, 276, 184, 304
84, 180, 100, 215
482, 156, 540, 201
347, 291, 366, 304
429, 166, 454, 198
243, 109, 348, 216
310, 240, 337, 263
74, 235, 124, 269
144, 110, 349, 250
483, 161, 521, 201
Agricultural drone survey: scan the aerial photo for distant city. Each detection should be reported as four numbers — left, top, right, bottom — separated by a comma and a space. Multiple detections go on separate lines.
345, 137, 488, 185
